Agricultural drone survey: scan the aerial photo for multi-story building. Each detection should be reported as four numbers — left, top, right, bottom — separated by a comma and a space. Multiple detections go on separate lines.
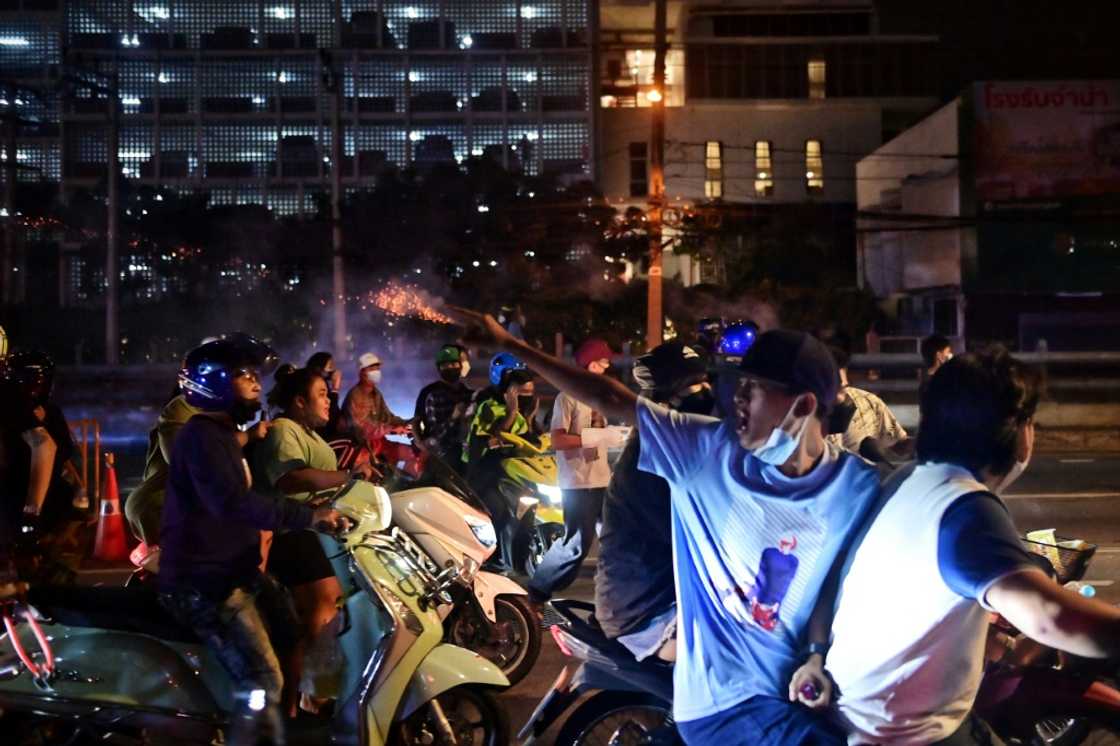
596, 0, 940, 285
1, 0, 594, 215
0, 0, 595, 308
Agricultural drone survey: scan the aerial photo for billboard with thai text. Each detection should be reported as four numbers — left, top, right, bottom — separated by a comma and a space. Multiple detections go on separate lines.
973, 81, 1120, 207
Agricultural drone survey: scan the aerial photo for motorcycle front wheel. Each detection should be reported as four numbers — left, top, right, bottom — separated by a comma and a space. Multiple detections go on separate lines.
448, 596, 541, 687
394, 685, 509, 746
554, 691, 680, 746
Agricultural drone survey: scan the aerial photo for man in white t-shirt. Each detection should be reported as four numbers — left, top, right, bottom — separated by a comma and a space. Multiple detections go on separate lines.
791, 348, 1120, 745
528, 338, 628, 605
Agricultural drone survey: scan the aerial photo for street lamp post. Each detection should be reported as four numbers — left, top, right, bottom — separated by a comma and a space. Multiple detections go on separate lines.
645, 0, 667, 351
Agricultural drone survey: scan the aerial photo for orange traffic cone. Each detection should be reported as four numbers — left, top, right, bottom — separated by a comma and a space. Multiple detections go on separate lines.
92, 453, 129, 562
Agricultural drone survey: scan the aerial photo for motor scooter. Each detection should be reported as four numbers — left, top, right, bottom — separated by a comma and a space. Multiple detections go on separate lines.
0, 480, 511, 745
518, 599, 679, 746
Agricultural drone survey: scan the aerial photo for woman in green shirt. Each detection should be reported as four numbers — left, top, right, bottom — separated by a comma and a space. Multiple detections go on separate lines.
252, 367, 373, 718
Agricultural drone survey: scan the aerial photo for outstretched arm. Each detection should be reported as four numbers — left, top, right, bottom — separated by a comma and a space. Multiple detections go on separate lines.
988, 570, 1120, 658
447, 306, 638, 424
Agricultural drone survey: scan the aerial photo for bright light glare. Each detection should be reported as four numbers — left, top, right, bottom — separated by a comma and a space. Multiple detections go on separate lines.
267, 6, 294, 19
248, 689, 267, 712
645, 88, 663, 103
0, 37, 31, 47
521, 6, 538, 19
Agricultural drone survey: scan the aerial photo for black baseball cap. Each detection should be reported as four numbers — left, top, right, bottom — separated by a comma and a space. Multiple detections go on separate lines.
739, 330, 839, 410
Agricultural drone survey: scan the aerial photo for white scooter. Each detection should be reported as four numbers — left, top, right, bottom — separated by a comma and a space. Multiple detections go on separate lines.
390, 485, 541, 686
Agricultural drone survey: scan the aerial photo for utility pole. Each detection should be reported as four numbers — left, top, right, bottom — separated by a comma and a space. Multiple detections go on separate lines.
2, 112, 14, 306
106, 73, 120, 364
322, 49, 347, 358
645, 0, 667, 351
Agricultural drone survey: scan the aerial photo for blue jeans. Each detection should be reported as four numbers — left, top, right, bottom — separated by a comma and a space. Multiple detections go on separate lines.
528, 487, 605, 602
677, 695, 846, 746
158, 572, 298, 706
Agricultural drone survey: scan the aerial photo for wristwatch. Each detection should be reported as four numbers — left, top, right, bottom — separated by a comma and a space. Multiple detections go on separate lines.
805, 642, 829, 659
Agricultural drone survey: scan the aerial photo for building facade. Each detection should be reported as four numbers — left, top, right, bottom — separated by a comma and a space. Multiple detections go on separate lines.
1, 0, 595, 215
596, 0, 939, 285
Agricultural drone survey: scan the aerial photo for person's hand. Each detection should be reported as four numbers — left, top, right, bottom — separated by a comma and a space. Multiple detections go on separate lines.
312, 507, 351, 534
330, 369, 343, 393
247, 418, 271, 443
503, 387, 519, 412
788, 653, 832, 709
445, 306, 516, 350
350, 462, 376, 481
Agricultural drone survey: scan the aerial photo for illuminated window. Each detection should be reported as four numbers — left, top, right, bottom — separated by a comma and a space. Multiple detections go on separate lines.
808, 58, 826, 99
754, 140, 773, 197
806, 139, 823, 193
704, 140, 722, 199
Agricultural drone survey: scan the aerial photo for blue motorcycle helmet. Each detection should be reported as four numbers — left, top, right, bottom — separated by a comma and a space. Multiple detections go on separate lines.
489, 351, 527, 387
718, 321, 759, 358
179, 333, 279, 416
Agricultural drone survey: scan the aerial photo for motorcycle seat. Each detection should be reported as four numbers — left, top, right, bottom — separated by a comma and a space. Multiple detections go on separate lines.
551, 599, 673, 674
27, 585, 201, 644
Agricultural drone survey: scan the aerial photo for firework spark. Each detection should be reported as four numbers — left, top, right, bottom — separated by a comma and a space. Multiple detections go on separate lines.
367, 283, 452, 324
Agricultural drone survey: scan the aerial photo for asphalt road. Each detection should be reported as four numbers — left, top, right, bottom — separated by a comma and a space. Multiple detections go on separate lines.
499, 453, 1120, 744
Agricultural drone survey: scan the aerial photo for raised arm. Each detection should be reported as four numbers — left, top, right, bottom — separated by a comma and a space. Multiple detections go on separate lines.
447, 307, 637, 424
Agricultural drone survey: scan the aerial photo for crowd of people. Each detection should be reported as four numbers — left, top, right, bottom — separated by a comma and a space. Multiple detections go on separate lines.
3, 313, 1120, 745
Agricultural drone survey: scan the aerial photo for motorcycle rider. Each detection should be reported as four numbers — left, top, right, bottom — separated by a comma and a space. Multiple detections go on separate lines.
413, 343, 474, 469
825, 346, 908, 454
597, 341, 715, 662
0, 350, 83, 583
125, 377, 201, 571
158, 336, 348, 745
797, 348, 1120, 745
465, 365, 541, 570
251, 365, 376, 717
528, 338, 627, 606
450, 307, 878, 746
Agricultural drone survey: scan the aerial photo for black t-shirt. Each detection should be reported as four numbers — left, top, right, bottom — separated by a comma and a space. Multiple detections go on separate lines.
594, 434, 676, 638
0, 398, 76, 540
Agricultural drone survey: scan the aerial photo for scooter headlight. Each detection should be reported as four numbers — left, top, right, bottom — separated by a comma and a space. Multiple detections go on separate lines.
536, 482, 562, 506
464, 514, 497, 548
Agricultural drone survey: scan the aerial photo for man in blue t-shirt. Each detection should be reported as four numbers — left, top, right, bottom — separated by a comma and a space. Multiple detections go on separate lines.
451, 308, 881, 745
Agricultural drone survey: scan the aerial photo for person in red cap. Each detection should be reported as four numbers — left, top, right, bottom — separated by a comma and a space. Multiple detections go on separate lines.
528, 338, 629, 606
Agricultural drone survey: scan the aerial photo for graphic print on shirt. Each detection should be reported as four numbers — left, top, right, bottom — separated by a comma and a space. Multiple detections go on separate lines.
735, 536, 799, 631
712, 495, 826, 637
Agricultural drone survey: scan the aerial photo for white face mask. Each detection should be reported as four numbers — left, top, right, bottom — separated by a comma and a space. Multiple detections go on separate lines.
995, 457, 1029, 495
460, 360, 471, 379
364, 370, 382, 385
752, 397, 811, 466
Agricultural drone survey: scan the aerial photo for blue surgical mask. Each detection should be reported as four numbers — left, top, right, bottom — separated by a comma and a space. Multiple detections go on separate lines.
753, 398, 810, 466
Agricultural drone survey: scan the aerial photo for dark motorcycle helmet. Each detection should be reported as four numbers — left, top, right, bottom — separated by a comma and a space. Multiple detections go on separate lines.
632, 342, 708, 403
179, 333, 279, 412
0, 350, 56, 406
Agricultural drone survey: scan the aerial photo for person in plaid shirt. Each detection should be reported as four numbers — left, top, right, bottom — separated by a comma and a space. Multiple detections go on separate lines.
826, 347, 907, 453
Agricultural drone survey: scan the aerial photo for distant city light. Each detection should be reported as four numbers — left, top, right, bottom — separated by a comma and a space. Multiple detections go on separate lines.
523, 71, 538, 83
140, 5, 169, 21
158, 72, 170, 83
252, 95, 266, 105
489, 260, 498, 267
525, 131, 539, 142
404, 6, 420, 18
645, 88, 663, 103
277, 71, 291, 84
408, 71, 420, 83
477, 204, 490, 213
267, 6, 294, 20
0, 37, 31, 47
460, 34, 473, 49
472, 260, 480, 267
521, 6, 538, 19
409, 131, 421, 142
